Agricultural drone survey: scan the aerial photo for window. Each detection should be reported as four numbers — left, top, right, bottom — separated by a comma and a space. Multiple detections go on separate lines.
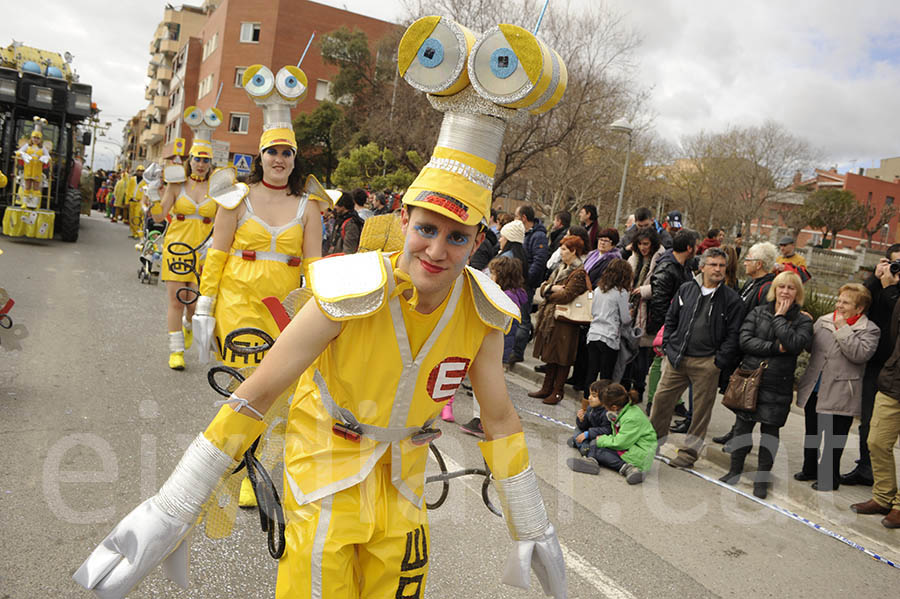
234, 66, 246, 87
229, 113, 249, 134
198, 74, 214, 99
240, 23, 261, 43
888, 196, 895, 206
315, 79, 331, 101
202, 32, 219, 61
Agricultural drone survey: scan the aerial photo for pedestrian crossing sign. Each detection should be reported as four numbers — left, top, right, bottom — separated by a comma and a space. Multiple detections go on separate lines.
233, 153, 253, 174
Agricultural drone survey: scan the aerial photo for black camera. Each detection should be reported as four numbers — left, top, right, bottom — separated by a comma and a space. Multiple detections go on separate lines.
890, 260, 900, 276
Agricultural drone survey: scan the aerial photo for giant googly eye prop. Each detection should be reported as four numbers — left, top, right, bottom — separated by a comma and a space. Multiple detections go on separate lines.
469, 24, 567, 114
274, 66, 308, 101
204, 107, 223, 128
242, 65, 275, 98
398, 16, 475, 96
183, 106, 204, 127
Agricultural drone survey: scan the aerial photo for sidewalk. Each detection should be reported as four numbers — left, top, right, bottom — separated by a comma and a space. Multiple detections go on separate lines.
506, 346, 900, 560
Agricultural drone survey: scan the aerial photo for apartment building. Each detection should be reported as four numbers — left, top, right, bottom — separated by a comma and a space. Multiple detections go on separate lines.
130, 0, 397, 167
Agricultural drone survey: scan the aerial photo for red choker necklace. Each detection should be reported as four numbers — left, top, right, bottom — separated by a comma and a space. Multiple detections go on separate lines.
261, 180, 288, 190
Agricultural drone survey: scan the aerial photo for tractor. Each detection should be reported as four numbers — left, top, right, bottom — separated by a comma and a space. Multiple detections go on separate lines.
0, 42, 93, 242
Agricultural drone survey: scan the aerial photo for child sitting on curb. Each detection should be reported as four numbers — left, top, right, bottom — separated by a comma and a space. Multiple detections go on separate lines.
567, 383, 658, 484
568, 379, 612, 455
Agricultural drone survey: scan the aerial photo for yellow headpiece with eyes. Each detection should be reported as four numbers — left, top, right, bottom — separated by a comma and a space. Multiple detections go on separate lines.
31, 116, 48, 140
241, 64, 308, 152
398, 17, 567, 227
184, 105, 222, 159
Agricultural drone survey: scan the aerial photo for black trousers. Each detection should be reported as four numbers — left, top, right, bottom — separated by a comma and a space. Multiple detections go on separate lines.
801, 392, 854, 487
583, 339, 618, 398
730, 418, 781, 474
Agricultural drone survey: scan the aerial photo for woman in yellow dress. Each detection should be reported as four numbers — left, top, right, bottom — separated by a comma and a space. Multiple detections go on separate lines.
156, 151, 215, 369
16, 118, 50, 208
154, 106, 223, 370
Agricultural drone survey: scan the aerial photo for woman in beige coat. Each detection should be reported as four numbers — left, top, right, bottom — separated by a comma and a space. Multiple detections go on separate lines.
529, 235, 588, 405
795, 283, 880, 491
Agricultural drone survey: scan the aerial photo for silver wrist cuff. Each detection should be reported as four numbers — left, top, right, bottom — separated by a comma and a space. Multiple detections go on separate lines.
492, 466, 550, 541
196, 295, 215, 316
152, 434, 235, 524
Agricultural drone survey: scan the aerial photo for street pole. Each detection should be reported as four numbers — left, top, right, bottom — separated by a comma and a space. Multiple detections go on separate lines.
614, 131, 632, 230
88, 116, 111, 171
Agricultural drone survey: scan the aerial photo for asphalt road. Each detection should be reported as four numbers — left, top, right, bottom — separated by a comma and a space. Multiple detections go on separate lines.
0, 213, 897, 597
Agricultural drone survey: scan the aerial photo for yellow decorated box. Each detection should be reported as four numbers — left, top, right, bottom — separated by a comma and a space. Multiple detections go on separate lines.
2, 207, 55, 239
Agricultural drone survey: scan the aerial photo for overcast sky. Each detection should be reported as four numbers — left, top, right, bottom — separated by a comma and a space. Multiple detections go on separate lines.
3, 0, 899, 171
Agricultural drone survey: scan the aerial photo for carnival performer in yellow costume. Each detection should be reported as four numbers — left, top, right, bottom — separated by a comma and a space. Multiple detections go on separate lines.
16, 118, 50, 209
111, 170, 127, 223
125, 165, 147, 239
191, 63, 332, 505
154, 106, 222, 370
75, 16, 568, 599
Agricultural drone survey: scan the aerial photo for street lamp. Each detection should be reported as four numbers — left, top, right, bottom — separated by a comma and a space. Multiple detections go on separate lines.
610, 118, 633, 229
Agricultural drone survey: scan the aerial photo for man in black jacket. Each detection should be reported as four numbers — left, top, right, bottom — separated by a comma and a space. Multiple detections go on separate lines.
843, 244, 900, 486
548, 210, 571, 254
509, 204, 549, 363
714, 241, 779, 447
649, 247, 744, 468
647, 230, 697, 336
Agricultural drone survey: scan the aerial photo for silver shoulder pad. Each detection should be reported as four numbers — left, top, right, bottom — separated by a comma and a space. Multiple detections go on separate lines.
465, 266, 519, 333
308, 252, 388, 320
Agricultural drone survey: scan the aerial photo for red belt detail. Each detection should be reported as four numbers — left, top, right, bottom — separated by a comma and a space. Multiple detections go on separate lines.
332, 422, 361, 443
287, 256, 302, 266
203, 217, 212, 224
241, 250, 257, 260
176, 214, 185, 221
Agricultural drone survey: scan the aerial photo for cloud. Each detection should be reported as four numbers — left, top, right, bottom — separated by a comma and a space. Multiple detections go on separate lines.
604, 0, 900, 166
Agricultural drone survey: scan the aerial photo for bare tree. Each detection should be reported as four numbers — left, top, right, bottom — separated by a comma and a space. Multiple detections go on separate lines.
860, 194, 897, 247
401, 0, 647, 219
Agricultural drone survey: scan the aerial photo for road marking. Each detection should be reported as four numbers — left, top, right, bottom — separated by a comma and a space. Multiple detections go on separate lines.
437, 452, 637, 599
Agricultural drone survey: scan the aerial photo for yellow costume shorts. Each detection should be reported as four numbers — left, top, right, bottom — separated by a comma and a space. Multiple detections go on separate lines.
277, 460, 429, 599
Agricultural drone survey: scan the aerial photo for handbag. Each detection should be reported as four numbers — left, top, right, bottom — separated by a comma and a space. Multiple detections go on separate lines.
554, 271, 593, 324
722, 361, 767, 412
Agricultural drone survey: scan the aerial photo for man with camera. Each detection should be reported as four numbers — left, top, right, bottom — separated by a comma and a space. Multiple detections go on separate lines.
844, 244, 900, 486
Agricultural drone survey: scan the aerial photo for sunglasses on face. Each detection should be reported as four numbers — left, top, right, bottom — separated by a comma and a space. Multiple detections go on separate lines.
264, 147, 295, 158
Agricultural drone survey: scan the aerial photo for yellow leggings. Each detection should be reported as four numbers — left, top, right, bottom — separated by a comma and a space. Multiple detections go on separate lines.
277, 462, 429, 599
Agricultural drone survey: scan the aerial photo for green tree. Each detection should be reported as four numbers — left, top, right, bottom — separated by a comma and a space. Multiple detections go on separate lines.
803, 188, 866, 248
332, 142, 418, 191
293, 101, 343, 185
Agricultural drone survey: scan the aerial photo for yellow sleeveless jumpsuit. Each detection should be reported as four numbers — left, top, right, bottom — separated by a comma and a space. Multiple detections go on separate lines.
161, 185, 216, 283
214, 195, 307, 367
275, 254, 493, 599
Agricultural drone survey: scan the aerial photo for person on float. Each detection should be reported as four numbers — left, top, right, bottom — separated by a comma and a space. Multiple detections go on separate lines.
16, 118, 51, 209
153, 106, 223, 370
75, 16, 567, 599
191, 63, 333, 507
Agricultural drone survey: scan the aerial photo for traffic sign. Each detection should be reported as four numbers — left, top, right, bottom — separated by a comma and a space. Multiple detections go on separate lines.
233, 153, 253, 174
212, 140, 230, 168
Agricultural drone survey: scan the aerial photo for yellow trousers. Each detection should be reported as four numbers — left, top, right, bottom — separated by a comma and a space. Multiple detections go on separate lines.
277, 461, 429, 599
128, 201, 142, 237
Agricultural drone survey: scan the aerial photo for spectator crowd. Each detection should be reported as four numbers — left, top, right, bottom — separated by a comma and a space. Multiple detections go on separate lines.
457, 200, 900, 528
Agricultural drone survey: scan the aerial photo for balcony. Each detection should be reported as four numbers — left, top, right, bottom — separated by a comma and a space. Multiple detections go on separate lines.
159, 39, 179, 55
144, 86, 154, 101
147, 63, 157, 78
139, 122, 165, 145
153, 94, 168, 110
156, 66, 173, 82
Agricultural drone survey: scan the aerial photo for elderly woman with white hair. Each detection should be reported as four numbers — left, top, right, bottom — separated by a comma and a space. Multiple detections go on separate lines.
713, 241, 781, 447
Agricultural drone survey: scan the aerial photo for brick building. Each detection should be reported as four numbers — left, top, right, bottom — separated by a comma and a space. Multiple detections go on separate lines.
129, 0, 397, 166
752, 167, 900, 251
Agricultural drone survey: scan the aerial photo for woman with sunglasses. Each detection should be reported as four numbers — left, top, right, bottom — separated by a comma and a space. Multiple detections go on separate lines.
156, 131, 218, 371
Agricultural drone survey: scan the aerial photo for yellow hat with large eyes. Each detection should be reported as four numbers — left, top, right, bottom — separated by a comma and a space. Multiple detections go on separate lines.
184, 105, 222, 159
398, 16, 567, 226
242, 64, 307, 152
